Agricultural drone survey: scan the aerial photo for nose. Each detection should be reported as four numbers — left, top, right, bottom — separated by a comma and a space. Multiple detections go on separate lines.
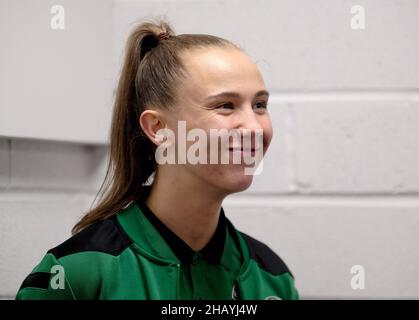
235, 105, 265, 148
237, 104, 263, 130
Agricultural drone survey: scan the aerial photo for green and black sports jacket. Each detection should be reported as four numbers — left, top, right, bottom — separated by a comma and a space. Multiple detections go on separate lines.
16, 192, 299, 300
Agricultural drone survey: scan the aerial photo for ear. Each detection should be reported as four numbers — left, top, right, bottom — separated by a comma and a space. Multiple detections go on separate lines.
139, 110, 167, 146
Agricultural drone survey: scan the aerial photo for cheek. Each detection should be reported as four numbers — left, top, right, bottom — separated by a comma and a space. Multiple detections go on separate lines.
261, 118, 273, 153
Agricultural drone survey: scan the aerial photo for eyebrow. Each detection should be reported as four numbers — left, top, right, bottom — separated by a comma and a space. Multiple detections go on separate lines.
204, 90, 270, 101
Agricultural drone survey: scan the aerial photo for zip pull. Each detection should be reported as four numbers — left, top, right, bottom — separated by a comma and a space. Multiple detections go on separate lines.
231, 281, 241, 300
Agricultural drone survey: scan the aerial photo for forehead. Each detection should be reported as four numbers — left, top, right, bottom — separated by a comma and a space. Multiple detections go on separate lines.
179, 47, 266, 101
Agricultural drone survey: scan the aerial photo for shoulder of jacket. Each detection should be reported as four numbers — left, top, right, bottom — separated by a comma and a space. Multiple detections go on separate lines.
239, 231, 294, 277
48, 215, 133, 259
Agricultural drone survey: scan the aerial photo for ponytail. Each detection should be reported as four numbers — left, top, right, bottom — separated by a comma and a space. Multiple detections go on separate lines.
72, 19, 238, 234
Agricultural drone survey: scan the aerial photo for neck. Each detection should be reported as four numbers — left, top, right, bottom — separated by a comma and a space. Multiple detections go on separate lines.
145, 168, 226, 251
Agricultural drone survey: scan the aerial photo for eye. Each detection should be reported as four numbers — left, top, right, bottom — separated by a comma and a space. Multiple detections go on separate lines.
216, 102, 234, 110
254, 101, 268, 109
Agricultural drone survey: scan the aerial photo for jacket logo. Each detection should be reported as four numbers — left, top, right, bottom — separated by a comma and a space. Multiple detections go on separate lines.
264, 295, 282, 300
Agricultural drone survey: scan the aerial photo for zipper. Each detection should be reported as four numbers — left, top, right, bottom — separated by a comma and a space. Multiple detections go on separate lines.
174, 263, 181, 299
232, 279, 242, 300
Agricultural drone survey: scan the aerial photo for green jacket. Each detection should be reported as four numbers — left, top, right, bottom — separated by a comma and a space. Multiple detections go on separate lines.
16, 198, 299, 300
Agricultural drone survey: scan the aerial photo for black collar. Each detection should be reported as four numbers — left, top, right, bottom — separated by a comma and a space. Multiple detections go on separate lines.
135, 188, 227, 265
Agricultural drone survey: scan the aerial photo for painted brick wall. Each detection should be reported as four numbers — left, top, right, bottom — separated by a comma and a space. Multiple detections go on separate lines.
1, 0, 418, 299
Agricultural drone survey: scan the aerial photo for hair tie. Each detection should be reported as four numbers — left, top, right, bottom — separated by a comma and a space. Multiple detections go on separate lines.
156, 31, 170, 42
139, 32, 170, 59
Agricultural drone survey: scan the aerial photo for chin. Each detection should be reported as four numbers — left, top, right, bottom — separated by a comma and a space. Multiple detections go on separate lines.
217, 167, 254, 194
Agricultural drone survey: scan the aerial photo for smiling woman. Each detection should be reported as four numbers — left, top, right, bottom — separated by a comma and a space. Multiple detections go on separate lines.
15, 19, 299, 300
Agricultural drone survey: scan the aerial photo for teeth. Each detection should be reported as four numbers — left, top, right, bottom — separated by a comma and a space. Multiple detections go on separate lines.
229, 148, 255, 151
229, 147, 256, 150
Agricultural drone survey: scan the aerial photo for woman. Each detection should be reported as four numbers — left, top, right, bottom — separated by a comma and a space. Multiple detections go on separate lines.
16, 20, 299, 300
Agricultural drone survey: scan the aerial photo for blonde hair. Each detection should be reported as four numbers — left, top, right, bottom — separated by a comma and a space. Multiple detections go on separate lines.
72, 19, 239, 234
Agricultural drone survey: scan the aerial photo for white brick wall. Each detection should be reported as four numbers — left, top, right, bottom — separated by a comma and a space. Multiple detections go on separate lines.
0, 139, 108, 298
1, 0, 418, 299
226, 92, 419, 298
